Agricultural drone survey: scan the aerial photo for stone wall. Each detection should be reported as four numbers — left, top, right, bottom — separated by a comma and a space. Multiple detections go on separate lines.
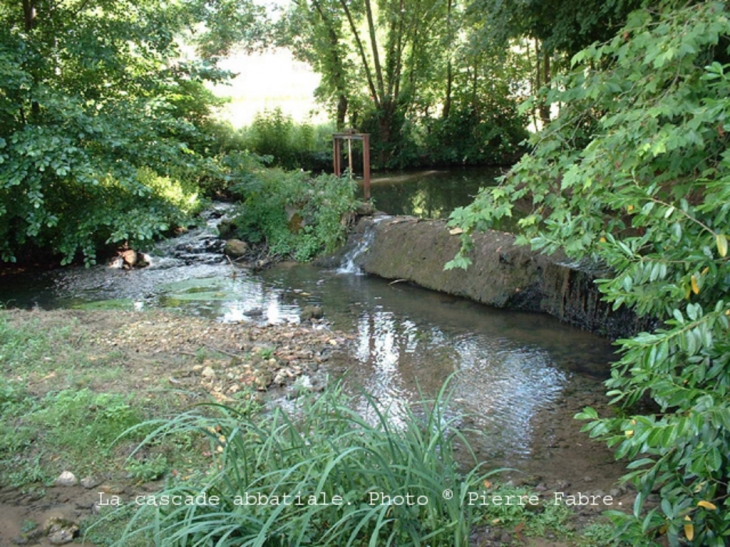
337, 215, 649, 339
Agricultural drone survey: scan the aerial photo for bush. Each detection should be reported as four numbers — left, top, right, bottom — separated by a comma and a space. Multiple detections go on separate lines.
231, 168, 358, 262
423, 104, 529, 167
447, 3, 730, 546
111, 382, 498, 547
239, 108, 335, 171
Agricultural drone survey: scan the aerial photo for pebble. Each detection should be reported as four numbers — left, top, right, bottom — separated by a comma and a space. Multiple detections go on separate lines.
80, 476, 101, 489
44, 518, 79, 545
54, 471, 78, 487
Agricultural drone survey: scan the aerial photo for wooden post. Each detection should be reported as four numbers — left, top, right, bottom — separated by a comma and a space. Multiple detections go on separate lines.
347, 138, 353, 177
333, 132, 371, 200
362, 133, 371, 200
333, 138, 342, 176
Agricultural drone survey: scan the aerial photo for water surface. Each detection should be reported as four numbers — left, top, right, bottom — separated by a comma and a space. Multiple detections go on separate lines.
0, 198, 618, 476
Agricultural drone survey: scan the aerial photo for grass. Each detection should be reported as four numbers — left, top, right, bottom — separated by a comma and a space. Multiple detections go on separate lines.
0, 311, 210, 489
0, 309, 623, 546
104, 381, 500, 547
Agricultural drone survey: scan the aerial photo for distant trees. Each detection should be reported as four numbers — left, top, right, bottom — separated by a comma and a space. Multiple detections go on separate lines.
278, 0, 531, 167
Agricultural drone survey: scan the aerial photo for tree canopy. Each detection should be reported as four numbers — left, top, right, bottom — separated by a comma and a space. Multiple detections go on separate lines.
448, 2, 730, 544
0, 0, 264, 264
278, 0, 530, 167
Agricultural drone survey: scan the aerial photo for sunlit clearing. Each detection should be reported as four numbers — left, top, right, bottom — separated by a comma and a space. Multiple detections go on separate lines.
211, 48, 326, 127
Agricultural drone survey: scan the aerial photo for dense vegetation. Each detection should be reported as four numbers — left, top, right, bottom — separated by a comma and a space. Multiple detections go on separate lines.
228, 166, 358, 262
448, 2, 730, 545
3, 1, 730, 544
0, 0, 265, 265
114, 384, 498, 547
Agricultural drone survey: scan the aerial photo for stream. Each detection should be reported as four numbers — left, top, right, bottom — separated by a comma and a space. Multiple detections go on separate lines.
0, 179, 624, 488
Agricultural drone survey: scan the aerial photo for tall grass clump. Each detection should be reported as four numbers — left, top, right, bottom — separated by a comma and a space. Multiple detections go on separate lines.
112, 382, 497, 547
239, 108, 334, 171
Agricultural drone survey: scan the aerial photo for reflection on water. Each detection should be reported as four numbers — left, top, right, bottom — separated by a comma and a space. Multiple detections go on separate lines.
367, 167, 503, 219
0, 200, 616, 469
259, 265, 615, 464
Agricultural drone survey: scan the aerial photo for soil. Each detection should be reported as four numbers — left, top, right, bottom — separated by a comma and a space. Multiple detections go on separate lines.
0, 309, 633, 547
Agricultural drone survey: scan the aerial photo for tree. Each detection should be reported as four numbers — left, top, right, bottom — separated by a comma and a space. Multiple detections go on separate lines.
0, 0, 265, 264
280, 0, 529, 168
279, 0, 354, 129
448, 2, 730, 545
467, 0, 643, 125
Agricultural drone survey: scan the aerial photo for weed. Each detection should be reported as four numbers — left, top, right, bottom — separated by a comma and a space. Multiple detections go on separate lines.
126, 454, 169, 482
258, 347, 275, 360
232, 168, 358, 262
21, 520, 38, 534
112, 380, 500, 546
579, 522, 616, 546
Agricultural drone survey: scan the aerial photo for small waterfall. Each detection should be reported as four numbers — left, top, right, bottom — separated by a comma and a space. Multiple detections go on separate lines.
337, 216, 388, 275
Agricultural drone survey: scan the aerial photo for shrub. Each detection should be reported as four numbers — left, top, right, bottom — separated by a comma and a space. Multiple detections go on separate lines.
447, 3, 730, 546
232, 168, 357, 262
112, 383, 497, 547
423, 104, 529, 168
240, 108, 335, 171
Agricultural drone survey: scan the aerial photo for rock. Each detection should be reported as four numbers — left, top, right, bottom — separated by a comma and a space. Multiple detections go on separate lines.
120, 249, 138, 268
355, 201, 375, 215
217, 219, 237, 239
80, 475, 101, 489
44, 518, 79, 545
300, 306, 324, 321
224, 239, 249, 258
108, 256, 124, 269
137, 252, 152, 267
201, 366, 216, 378
54, 471, 78, 487
273, 370, 288, 385
343, 216, 653, 338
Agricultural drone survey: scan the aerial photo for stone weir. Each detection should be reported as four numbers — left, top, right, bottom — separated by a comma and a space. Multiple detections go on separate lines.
326, 214, 649, 339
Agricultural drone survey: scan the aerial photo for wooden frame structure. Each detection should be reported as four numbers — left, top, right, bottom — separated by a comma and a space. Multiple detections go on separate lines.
333, 132, 371, 200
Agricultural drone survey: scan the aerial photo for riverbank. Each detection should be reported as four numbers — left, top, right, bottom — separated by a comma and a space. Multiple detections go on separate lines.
0, 308, 633, 547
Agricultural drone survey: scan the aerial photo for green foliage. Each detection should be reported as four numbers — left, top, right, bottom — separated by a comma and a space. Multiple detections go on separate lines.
126, 454, 170, 482
423, 103, 529, 167
238, 108, 335, 171
0, 0, 264, 264
113, 382, 499, 547
232, 168, 358, 262
0, 385, 148, 486
447, 2, 730, 546
279, 0, 530, 169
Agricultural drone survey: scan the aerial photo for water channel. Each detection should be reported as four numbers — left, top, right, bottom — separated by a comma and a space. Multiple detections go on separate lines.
0, 170, 623, 488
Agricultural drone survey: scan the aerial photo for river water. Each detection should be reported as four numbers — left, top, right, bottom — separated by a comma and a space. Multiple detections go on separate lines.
369, 166, 504, 219
0, 177, 622, 486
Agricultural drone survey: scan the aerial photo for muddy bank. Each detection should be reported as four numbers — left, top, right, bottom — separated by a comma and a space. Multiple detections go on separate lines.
328, 215, 648, 339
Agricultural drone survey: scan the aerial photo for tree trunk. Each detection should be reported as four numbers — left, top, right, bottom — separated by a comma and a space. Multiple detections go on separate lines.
539, 48, 551, 126
312, 0, 349, 129
442, 0, 454, 120
336, 94, 348, 129
23, 0, 37, 30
